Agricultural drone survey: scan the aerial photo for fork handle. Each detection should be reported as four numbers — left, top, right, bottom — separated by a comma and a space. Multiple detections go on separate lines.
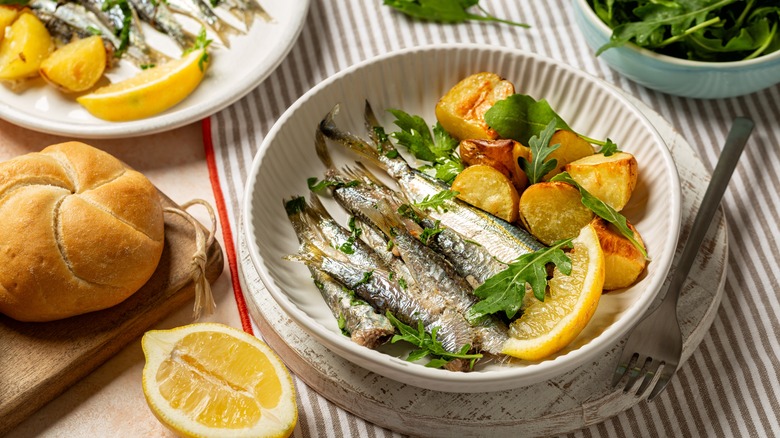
666, 117, 754, 305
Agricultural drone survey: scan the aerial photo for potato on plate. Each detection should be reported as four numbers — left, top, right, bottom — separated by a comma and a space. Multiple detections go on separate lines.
459, 138, 528, 192
451, 164, 519, 223
590, 218, 647, 290
435, 72, 514, 141
0, 12, 54, 82
0, 7, 19, 43
565, 152, 638, 211
518, 181, 594, 245
40, 35, 107, 93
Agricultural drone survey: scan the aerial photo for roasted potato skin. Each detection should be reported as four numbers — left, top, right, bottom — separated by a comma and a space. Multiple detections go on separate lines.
40, 36, 107, 93
565, 152, 638, 211
518, 181, 594, 245
0, 12, 54, 81
459, 138, 528, 193
435, 72, 514, 141
541, 130, 595, 180
590, 218, 646, 290
451, 164, 520, 223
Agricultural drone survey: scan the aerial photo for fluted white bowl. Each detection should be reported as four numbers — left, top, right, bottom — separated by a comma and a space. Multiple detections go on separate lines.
243, 44, 681, 392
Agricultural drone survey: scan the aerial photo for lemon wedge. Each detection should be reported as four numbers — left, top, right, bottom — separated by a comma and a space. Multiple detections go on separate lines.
77, 48, 209, 121
142, 323, 298, 438
502, 223, 605, 360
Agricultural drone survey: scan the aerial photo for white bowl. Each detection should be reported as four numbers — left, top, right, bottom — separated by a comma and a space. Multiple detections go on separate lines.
243, 44, 681, 393
572, 0, 780, 99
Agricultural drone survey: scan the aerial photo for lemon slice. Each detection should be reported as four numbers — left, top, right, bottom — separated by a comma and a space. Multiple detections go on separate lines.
502, 223, 605, 360
77, 48, 208, 121
142, 323, 298, 438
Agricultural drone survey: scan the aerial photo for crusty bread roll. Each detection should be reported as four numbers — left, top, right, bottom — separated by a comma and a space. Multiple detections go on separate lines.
0, 142, 165, 322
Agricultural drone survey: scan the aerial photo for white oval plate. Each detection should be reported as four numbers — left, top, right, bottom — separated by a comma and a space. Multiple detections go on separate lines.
0, 0, 309, 139
243, 44, 682, 392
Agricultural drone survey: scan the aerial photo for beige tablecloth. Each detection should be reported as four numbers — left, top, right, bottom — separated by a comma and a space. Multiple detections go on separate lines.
208, 0, 780, 437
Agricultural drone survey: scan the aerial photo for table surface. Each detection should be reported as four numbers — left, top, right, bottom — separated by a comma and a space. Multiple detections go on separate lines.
4, 1, 780, 437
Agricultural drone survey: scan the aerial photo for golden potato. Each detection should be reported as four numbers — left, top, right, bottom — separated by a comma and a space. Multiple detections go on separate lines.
0, 12, 54, 81
0, 7, 19, 43
451, 164, 519, 223
518, 181, 594, 245
565, 152, 638, 211
460, 138, 528, 192
435, 72, 514, 141
591, 218, 647, 290
40, 36, 106, 93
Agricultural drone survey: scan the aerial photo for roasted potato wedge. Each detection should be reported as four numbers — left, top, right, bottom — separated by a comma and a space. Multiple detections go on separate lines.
40, 36, 106, 93
518, 181, 594, 245
513, 129, 594, 182
565, 152, 638, 211
0, 12, 53, 81
451, 164, 519, 223
435, 72, 514, 141
0, 7, 19, 43
460, 138, 528, 192
591, 218, 646, 290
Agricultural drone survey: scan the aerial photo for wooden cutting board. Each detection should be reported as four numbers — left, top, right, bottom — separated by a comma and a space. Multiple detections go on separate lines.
0, 191, 224, 435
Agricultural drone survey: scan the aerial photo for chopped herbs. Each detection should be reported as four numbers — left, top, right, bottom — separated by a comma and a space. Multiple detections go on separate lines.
338, 217, 363, 254
386, 312, 483, 369
468, 239, 574, 321
184, 28, 213, 72
419, 220, 444, 245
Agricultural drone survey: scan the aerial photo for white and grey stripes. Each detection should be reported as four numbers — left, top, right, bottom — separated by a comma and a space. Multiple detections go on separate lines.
209, 1, 780, 436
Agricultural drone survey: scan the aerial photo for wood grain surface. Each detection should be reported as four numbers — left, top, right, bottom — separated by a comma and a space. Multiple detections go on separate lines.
237, 98, 728, 437
0, 192, 224, 435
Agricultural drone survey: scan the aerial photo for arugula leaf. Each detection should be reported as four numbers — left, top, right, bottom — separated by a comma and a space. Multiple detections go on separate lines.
385, 312, 483, 369
518, 120, 561, 185
484, 94, 570, 146
419, 220, 444, 245
284, 196, 306, 215
468, 239, 573, 320
413, 189, 459, 212
383, 0, 530, 28
388, 110, 463, 184
599, 138, 620, 156
550, 172, 648, 258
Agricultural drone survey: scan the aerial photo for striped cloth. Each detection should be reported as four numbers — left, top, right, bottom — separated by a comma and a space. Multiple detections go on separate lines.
207, 1, 780, 436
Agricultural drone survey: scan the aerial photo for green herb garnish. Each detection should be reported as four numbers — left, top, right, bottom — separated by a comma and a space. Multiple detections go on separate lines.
386, 312, 483, 369
388, 110, 463, 184
468, 239, 573, 321
590, 0, 780, 61
284, 196, 306, 215
484, 94, 570, 146
383, 0, 530, 28
551, 172, 648, 258
337, 313, 349, 336
183, 28, 213, 72
338, 216, 363, 255
518, 120, 561, 185
419, 220, 444, 245
355, 270, 374, 287
413, 189, 459, 212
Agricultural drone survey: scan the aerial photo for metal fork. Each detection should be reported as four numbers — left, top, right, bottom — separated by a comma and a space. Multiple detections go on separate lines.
611, 117, 755, 401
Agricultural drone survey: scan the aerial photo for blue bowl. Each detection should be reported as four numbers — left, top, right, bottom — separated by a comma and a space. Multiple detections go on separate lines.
572, 0, 780, 99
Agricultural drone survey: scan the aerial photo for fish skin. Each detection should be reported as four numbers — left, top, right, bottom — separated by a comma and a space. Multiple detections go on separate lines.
128, 0, 194, 48
165, 0, 242, 47
320, 103, 544, 264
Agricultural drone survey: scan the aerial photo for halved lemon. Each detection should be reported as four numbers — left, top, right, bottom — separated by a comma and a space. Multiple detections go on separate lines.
142, 323, 297, 438
77, 48, 209, 121
502, 223, 605, 360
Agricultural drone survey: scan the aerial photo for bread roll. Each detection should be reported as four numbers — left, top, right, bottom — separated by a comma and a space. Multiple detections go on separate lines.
0, 142, 164, 322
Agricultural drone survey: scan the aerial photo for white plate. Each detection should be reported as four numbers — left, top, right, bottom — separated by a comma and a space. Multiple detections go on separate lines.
0, 0, 309, 139
243, 44, 682, 392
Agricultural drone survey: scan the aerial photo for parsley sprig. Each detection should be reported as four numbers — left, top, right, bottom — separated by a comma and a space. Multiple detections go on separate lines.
383, 0, 530, 28
388, 109, 464, 184
338, 217, 363, 254
183, 28, 213, 72
551, 172, 648, 258
386, 312, 482, 369
468, 239, 573, 321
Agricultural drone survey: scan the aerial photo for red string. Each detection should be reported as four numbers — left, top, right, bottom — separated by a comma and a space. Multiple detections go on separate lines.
201, 117, 254, 335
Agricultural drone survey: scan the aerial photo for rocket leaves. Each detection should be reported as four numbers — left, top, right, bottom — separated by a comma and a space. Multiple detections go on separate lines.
383, 0, 530, 28
386, 312, 483, 369
589, 0, 780, 61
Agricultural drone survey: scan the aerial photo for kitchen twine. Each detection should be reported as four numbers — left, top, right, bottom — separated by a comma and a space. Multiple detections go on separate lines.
164, 199, 217, 320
